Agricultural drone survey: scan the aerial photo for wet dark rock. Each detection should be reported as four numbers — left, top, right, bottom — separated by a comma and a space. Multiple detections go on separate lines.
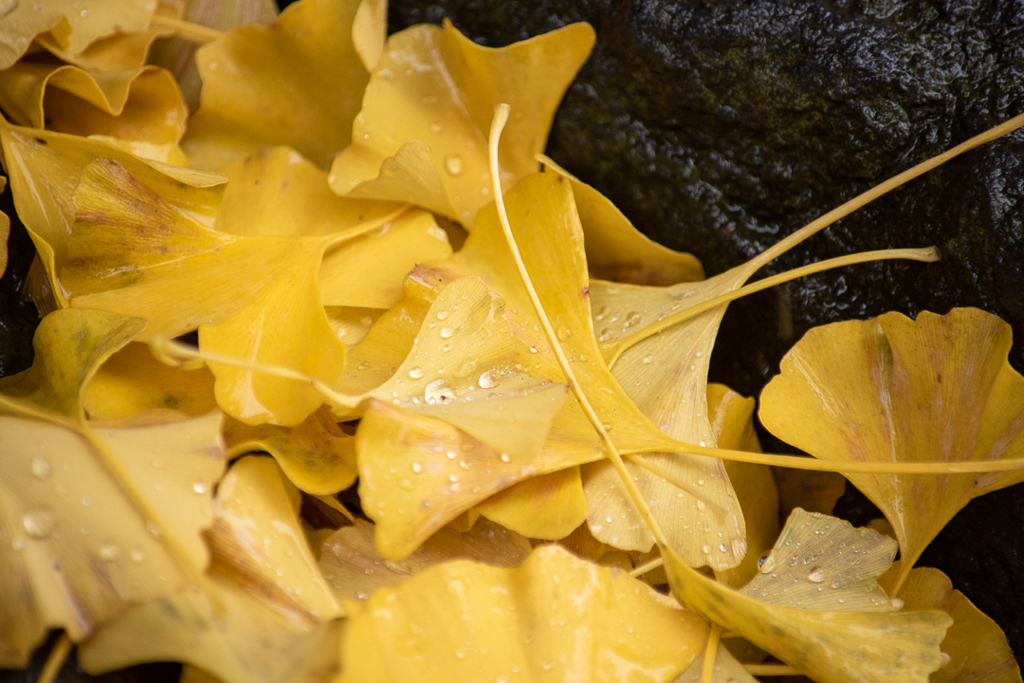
394, 0, 1024, 655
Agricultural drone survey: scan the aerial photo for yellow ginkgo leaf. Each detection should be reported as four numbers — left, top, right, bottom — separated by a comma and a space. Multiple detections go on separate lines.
898, 567, 1023, 683
318, 210, 453, 309
205, 456, 343, 625
0, 309, 226, 667
355, 399, 579, 560
475, 466, 587, 541
0, 62, 187, 155
36, 0, 182, 72
318, 517, 531, 602
183, 0, 370, 170
773, 468, 846, 519
79, 456, 344, 683
338, 545, 710, 683
741, 509, 895, 612
351, 0, 385, 71
759, 308, 1024, 591
329, 20, 595, 225
215, 145, 404, 239
223, 409, 357, 495
332, 275, 568, 460
539, 154, 704, 285
661, 515, 952, 683
82, 342, 218, 421
60, 158, 346, 426
324, 305, 384, 349
707, 383, 779, 589
0, 0, 157, 70
0, 122, 225, 307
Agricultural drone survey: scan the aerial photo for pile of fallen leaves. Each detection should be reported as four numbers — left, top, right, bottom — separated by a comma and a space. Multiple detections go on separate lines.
1, 1, 1024, 682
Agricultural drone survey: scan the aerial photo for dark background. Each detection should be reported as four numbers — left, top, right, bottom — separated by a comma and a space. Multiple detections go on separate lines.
1, 0, 1021, 678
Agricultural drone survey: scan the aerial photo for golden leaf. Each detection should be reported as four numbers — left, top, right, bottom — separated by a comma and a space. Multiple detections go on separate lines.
183, 0, 370, 170
0, 62, 187, 160
759, 308, 1024, 590
338, 545, 710, 682
0, 0, 157, 70
539, 154, 704, 285
329, 20, 595, 225
60, 158, 346, 426
0, 309, 225, 667
0, 122, 225, 306
476, 467, 587, 540
318, 516, 531, 602
79, 456, 343, 683
898, 567, 1023, 683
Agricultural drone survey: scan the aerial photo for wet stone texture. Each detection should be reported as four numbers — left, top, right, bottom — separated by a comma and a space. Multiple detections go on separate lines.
393, 0, 1024, 655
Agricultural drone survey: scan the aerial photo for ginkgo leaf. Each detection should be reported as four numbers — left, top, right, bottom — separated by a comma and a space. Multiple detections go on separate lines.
35, 0, 182, 72
183, 0, 370, 170
351, 0, 385, 71
759, 308, 1024, 591
318, 210, 453, 309
332, 275, 567, 459
356, 399, 578, 560
707, 383, 779, 589
329, 20, 595, 225
741, 509, 895, 612
0, 122, 225, 307
215, 145, 404, 239
338, 545, 710, 683
82, 342, 218, 421
223, 409, 357, 495
318, 517, 531, 602
539, 154, 704, 285
79, 455, 344, 683
324, 306, 384, 349
60, 158, 346, 426
0, 0, 157, 70
0, 311, 227, 667
661, 524, 952, 683
898, 567, 1023, 683
0, 62, 187, 156
204, 456, 343, 625
475, 466, 587, 540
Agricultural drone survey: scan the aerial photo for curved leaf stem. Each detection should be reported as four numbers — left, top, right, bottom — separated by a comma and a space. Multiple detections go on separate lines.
150, 15, 223, 44
701, 625, 723, 683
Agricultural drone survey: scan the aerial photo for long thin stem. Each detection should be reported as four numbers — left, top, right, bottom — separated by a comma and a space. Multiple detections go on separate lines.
605, 246, 938, 365
701, 625, 723, 683
150, 15, 224, 44
629, 556, 664, 578
36, 632, 72, 683
487, 103, 670, 548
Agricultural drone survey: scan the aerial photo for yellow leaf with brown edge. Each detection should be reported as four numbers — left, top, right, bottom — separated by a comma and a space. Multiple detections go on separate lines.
661, 510, 953, 683
79, 456, 343, 683
707, 383, 780, 589
205, 456, 343, 625
183, 0, 370, 170
897, 567, 1023, 683
759, 308, 1024, 591
0, 122, 225, 307
0, 307, 226, 667
318, 516, 531, 603
539, 154, 704, 285
476, 466, 587, 541
223, 410, 357, 496
82, 342, 218, 421
329, 20, 595, 225
337, 545, 710, 683
60, 158, 346, 426
36, 0, 182, 72
0, 0, 157, 70
0, 62, 187, 156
